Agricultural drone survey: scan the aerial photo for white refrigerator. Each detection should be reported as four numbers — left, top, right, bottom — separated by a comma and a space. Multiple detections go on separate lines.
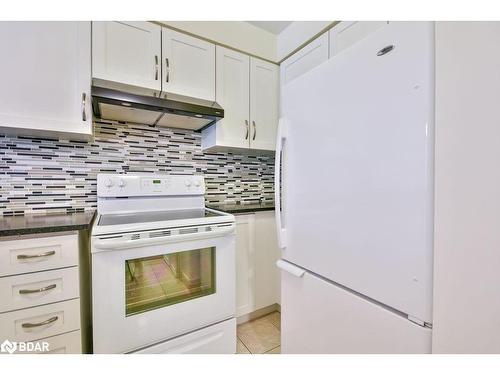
275, 22, 434, 353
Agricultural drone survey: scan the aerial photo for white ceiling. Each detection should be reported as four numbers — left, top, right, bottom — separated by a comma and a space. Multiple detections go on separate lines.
247, 21, 292, 35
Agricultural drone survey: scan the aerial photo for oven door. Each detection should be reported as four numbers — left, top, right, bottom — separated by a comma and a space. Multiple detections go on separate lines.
91, 224, 235, 353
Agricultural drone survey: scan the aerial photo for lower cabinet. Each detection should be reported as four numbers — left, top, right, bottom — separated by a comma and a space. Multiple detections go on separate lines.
235, 211, 281, 318
254, 211, 281, 310
0, 232, 84, 354
235, 214, 255, 317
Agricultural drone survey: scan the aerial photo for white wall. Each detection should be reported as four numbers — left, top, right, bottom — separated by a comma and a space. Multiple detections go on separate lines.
433, 21, 500, 353
276, 21, 333, 61
160, 21, 277, 62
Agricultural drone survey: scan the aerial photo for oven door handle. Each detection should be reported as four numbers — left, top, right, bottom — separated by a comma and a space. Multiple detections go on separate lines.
92, 224, 236, 251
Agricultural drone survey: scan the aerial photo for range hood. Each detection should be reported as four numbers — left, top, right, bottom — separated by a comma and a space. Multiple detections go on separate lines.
91, 79, 224, 131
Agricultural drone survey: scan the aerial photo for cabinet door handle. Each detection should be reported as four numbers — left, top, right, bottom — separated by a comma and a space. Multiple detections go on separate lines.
19, 284, 57, 295
81, 93, 87, 121
22, 316, 58, 329
17, 250, 56, 260
154, 55, 159, 80
245, 120, 249, 140
252, 120, 257, 140
165, 58, 170, 83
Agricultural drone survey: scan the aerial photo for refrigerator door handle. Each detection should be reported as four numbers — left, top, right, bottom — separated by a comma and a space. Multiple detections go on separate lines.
276, 260, 305, 278
275, 118, 287, 249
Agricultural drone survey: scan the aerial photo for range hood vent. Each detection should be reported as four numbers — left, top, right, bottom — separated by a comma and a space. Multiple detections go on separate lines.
91, 79, 223, 131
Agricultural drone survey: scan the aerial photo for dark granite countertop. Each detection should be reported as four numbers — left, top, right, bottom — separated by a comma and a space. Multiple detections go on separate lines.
207, 202, 275, 214
0, 211, 95, 237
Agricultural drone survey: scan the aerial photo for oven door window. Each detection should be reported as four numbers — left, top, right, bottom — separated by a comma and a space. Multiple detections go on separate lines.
125, 247, 215, 316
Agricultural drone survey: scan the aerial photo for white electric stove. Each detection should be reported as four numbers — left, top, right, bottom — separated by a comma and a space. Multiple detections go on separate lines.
91, 173, 236, 354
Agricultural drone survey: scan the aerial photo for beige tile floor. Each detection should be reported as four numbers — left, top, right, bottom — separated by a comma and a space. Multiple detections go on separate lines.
236, 312, 281, 354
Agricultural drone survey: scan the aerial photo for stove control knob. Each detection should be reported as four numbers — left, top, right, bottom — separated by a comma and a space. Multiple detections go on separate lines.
194, 180, 201, 187
118, 179, 126, 188
185, 180, 192, 187
105, 178, 114, 188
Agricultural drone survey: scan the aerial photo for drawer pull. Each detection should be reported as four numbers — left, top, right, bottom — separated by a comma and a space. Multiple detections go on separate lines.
17, 250, 56, 260
21, 316, 58, 329
19, 284, 57, 295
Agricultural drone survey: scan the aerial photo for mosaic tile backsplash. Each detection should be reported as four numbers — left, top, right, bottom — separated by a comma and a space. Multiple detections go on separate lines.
0, 120, 275, 216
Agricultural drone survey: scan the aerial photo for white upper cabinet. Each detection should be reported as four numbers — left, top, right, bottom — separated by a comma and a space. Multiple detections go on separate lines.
215, 46, 250, 149
250, 58, 279, 151
162, 28, 215, 101
92, 21, 162, 90
0, 22, 91, 139
202, 47, 279, 153
329, 21, 389, 57
202, 47, 250, 150
280, 31, 329, 87
92, 22, 216, 100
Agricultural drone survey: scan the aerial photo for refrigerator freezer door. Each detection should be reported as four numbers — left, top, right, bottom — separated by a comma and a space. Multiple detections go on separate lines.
280, 22, 434, 322
280, 263, 432, 353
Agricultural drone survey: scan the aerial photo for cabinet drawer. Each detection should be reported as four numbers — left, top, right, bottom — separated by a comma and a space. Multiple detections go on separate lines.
0, 234, 78, 277
29, 330, 82, 354
0, 299, 81, 342
5, 330, 82, 354
0, 267, 80, 313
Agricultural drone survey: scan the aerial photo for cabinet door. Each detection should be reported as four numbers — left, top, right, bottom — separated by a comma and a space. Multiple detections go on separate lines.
92, 21, 161, 90
280, 32, 329, 87
330, 21, 388, 57
254, 211, 281, 309
235, 214, 255, 317
250, 58, 279, 151
214, 47, 250, 149
0, 22, 91, 138
162, 28, 215, 101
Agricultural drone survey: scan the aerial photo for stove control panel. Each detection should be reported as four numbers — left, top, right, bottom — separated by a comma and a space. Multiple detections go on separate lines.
97, 174, 205, 197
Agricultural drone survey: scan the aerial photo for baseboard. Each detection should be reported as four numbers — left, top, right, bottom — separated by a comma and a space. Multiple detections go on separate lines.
237, 303, 281, 325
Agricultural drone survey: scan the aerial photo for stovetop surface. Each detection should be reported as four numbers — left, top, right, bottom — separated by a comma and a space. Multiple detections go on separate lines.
97, 209, 222, 227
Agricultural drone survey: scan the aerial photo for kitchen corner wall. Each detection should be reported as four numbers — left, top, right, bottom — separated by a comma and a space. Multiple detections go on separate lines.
0, 121, 275, 216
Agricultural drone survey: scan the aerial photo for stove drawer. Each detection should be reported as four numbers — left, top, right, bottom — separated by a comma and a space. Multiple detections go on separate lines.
0, 233, 79, 277
132, 318, 236, 354
0, 298, 81, 343
0, 267, 80, 313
